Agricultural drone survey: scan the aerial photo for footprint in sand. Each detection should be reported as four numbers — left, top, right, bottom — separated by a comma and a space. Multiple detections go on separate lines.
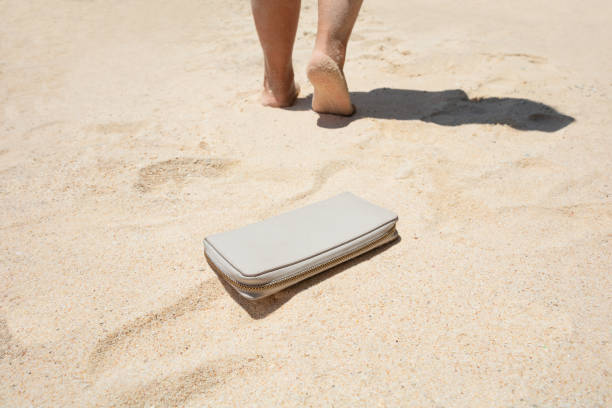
134, 157, 236, 193
87, 279, 224, 376
107, 355, 265, 407
88, 280, 266, 406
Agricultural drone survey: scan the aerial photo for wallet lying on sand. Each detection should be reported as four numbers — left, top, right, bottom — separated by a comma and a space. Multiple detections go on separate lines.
203, 192, 399, 300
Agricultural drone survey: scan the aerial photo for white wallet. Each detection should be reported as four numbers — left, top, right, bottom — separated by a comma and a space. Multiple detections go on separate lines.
203, 192, 398, 299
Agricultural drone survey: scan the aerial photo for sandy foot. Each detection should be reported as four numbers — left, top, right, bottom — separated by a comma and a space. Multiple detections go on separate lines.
307, 52, 355, 116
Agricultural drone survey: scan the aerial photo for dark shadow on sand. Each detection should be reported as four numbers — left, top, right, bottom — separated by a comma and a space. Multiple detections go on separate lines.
211, 236, 401, 319
287, 88, 574, 131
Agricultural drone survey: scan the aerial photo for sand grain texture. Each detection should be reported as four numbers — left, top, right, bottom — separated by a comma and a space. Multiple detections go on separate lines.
1, 0, 611, 406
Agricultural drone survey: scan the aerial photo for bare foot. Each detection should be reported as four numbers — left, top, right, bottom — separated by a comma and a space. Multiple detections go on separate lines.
307, 51, 355, 116
261, 75, 300, 108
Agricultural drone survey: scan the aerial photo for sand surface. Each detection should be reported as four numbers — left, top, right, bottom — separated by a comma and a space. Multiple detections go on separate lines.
1, 0, 611, 406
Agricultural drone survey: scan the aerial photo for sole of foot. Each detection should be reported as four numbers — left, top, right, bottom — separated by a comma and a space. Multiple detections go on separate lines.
307, 52, 355, 116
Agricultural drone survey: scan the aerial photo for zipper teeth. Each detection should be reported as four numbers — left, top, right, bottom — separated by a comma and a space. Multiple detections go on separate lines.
207, 227, 397, 292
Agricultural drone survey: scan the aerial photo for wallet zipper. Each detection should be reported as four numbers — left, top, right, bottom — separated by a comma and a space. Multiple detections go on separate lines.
207, 227, 398, 292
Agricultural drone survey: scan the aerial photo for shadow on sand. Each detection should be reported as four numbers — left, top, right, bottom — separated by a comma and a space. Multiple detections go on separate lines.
212, 236, 401, 319
287, 87, 575, 131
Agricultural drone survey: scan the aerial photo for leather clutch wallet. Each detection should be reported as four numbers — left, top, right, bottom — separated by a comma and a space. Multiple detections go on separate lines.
203, 192, 399, 300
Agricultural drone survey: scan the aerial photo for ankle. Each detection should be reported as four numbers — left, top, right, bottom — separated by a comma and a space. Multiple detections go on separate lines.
261, 70, 298, 107
313, 39, 346, 69
264, 68, 294, 93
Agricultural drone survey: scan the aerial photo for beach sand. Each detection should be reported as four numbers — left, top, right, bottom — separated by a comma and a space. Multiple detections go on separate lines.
1, 0, 611, 406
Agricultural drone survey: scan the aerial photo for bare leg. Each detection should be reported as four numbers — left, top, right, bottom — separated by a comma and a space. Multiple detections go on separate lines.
251, 0, 301, 107
308, 0, 363, 115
